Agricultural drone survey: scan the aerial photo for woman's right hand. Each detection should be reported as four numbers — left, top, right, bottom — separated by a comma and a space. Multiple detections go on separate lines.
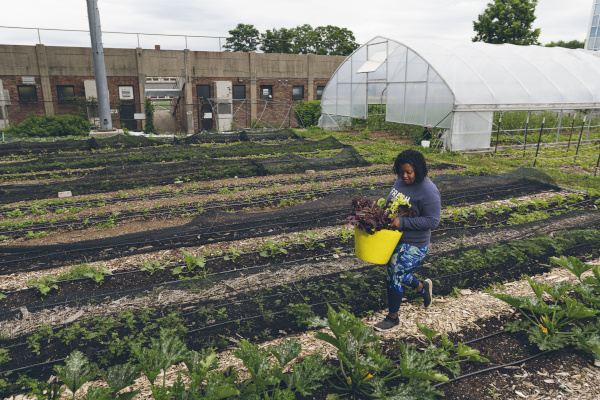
390, 217, 401, 231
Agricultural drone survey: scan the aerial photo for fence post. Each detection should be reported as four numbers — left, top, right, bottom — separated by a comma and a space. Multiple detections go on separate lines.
494, 112, 502, 155
595, 146, 600, 177
567, 112, 576, 152
575, 114, 587, 162
556, 110, 563, 143
585, 111, 593, 140
533, 117, 545, 167
522, 111, 530, 158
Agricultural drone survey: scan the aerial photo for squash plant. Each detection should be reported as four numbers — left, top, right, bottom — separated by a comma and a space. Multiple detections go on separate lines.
493, 256, 600, 356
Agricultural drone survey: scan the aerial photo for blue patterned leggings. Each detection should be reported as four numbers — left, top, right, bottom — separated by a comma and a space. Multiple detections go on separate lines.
386, 242, 429, 313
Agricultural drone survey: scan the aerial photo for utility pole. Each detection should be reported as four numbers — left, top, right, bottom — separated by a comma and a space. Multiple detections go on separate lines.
86, 0, 113, 130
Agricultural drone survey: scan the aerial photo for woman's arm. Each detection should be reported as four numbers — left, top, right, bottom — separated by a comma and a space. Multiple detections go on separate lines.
395, 186, 441, 231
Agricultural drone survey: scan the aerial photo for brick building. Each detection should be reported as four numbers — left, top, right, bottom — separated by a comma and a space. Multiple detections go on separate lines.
0, 44, 345, 132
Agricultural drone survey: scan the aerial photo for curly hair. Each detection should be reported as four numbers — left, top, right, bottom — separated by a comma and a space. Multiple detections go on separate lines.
393, 149, 428, 183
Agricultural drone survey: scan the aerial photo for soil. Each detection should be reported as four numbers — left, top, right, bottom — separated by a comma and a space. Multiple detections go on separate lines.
2, 137, 600, 400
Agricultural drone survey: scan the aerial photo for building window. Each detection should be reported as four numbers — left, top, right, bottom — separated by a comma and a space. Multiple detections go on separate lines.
260, 85, 273, 100
18, 86, 38, 103
292, 85, 304, 101
196, 84, 211, 98
57, 85, 75, 103
316, 86, 325, 100
233, 85, 246, 99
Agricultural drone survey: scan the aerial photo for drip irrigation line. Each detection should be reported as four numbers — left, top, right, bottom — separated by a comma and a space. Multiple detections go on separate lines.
429, 239, 600, 281
0, 356, 68, 376
0, 208, 348, 266
0, 251, 359, 351
0, 245, 355, 337
433, 350, 554, 388
0, 191, 592, 280
434, 197, 595, 233
0, 229, 596, 375
0, 179, 515, 236
0, 168, 393, 216
1, 183, 562, 259
461, 330, 505, 346
0, 186, 351, 235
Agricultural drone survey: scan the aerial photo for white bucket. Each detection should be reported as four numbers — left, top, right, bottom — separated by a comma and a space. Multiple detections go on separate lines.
421, 140, 430, 148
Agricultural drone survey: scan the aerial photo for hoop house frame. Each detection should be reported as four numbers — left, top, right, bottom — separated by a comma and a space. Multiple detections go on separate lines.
320, 37, 600, 150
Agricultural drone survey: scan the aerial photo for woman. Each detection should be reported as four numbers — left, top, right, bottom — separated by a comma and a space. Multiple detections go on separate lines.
374, 149, 441, 331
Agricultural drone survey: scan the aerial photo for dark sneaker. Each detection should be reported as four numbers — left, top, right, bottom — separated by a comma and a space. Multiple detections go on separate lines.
374, 315, 399, 331
422, 279, 433, 308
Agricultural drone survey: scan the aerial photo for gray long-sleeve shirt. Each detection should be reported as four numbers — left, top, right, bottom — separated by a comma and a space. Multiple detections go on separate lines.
386, 177, 441, 247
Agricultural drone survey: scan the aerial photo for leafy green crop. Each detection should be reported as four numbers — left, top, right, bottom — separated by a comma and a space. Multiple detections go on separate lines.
493, 256, 600, 356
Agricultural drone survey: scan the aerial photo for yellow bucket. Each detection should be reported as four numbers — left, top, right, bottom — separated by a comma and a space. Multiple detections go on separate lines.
354, 227, 402, 264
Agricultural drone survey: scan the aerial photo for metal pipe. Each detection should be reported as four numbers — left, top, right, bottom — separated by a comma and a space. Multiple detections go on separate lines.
494, 112, 501, 155
575, 114, 587, 162
533, 117, 545, 167
567, 113, 576, 152
595, 147, 600, 177
86, 0, 113, 130
556, 110, 563, 142
522, 111, 529, 158
586, 111, 593, 140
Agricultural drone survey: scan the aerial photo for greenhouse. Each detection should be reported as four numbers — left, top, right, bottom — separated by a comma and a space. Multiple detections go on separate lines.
320, 36, 600, 150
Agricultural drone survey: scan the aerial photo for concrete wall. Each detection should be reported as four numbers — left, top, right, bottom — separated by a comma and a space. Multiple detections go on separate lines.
0, 44, 345, 131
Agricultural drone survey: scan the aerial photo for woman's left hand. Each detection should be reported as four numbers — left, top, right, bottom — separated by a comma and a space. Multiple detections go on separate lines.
389, 217, 401, 231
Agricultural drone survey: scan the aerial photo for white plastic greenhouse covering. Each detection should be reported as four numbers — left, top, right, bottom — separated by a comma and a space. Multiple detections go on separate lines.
320, 36, 600, 150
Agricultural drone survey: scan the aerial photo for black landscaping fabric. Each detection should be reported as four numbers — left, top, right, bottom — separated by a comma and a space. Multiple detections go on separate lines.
181, 127, 299, 143
0, 128, 298, 156
0, 168, 560, 273
0, 135, 161, 156
0, 140, 363, 204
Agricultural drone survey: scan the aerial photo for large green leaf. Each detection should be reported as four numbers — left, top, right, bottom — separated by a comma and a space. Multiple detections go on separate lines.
314, 331, 340, 350
574, 284, 600, 307
581, 265, 600, 291
527, 277, 547, 300
130, 329, 188, 384
504, 320, 531, 333
234, 339, 280, 392
527, 326, 566, 351
493, 293, 561, 314
416, 322, 438, 342
565, 297, 599, 320
85, 387, 114, 400
575, 331, 600, 358
287, 354, 330, 396
386, 381, 443, 400
54, 350, 98, 396
398, 344, 448, 382
547, 281, 573, 302
269, 339, 301, 368
102, 362, 140, 393
550, 256, 591, 280
184, 348, 219, 381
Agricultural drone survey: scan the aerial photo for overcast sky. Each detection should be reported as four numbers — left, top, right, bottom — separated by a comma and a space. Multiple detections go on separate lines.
1, 0, 595, 51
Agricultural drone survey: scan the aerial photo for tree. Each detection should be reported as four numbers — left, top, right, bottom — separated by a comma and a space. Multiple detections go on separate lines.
545, 40, 584, 49
260, 28, 295, 53
290, 24, 321, 54
143, 98, 155, 134
223, 23, 260, 52
473, 0, 541, 45
314, 25, 358, 56
223, 23, 358, 56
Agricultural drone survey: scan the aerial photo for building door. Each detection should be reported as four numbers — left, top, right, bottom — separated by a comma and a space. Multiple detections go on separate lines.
196, 84, 213, 131
120, 103, 137, 131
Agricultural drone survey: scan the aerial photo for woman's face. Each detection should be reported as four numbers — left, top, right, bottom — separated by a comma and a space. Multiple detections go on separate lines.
398, 163, 416, 185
